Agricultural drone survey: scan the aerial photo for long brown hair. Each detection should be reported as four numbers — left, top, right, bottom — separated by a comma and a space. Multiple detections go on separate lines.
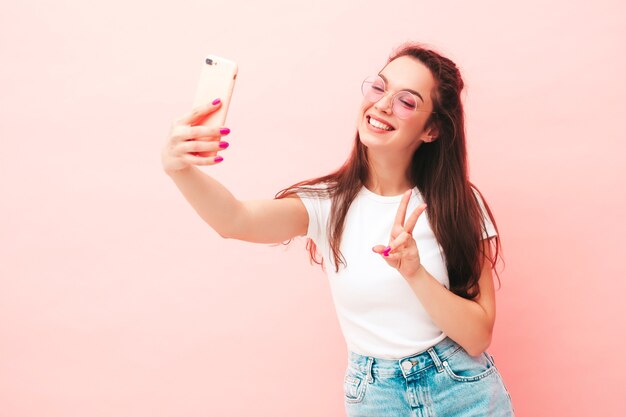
273, 42, 504, 300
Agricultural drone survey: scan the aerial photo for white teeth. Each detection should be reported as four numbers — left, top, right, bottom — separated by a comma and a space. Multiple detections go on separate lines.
368, 116, 393, 131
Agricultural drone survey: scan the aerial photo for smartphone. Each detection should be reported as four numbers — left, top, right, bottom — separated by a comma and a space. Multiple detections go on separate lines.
191, 54, 238, 157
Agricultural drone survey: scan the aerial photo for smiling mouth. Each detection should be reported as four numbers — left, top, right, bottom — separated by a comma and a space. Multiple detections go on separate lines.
366, 115, 395, 132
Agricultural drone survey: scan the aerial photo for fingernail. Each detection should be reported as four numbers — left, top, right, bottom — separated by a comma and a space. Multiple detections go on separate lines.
212, 98, 221, 105
214, 156, 224, 163
219, 141, 229, 149
383, 246, 391, 256
220, 127, 230, 135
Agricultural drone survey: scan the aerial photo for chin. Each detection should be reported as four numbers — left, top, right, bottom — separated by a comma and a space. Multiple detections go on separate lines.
358, 131, 382, 149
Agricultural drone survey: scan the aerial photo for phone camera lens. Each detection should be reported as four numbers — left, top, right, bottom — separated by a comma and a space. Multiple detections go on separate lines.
206, 58, 214, 65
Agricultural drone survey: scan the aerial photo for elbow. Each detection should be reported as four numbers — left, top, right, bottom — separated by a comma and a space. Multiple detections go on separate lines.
466, 344, 487, 358
466, 331, 493, 357
217, 221, 239, 239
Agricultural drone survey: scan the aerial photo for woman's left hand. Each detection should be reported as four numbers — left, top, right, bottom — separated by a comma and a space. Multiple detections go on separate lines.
372, 189, 428, 279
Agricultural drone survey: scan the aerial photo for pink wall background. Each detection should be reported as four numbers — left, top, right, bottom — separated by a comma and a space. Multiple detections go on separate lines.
1, 0, 624, 416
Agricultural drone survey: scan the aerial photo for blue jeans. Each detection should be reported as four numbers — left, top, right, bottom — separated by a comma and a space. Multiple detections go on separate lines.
344, 336, 515, 416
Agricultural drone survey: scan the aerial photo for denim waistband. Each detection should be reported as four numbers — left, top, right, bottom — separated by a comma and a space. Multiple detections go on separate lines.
347, 336, 463, 378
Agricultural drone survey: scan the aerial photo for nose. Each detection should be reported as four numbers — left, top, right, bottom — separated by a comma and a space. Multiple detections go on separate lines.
374, 91, 394, 114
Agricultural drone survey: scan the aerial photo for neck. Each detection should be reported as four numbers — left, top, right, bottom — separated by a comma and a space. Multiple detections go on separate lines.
364, 150, 414, 196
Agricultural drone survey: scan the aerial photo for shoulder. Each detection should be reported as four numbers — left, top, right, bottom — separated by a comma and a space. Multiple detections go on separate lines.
293, 182, 332, 199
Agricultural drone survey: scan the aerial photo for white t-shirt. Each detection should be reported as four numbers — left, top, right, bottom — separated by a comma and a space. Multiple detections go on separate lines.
296, 183, 497, 359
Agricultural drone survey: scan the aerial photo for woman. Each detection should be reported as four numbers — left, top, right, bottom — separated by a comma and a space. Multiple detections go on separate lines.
161, 42, 515, 416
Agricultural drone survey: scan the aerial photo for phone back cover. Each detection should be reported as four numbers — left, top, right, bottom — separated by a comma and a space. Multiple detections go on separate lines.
192, 55, 238, 128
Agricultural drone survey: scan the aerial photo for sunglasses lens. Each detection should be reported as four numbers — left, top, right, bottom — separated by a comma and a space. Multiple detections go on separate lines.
362, 76, 385, 102
393, 92, 417, 119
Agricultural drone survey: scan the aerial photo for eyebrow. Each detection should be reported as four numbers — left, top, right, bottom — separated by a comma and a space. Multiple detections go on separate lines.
378, 73, 424, 103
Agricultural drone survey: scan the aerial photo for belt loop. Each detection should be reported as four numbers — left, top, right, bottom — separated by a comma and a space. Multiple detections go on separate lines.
427, 347, 444, 373
365, 357, 374, 383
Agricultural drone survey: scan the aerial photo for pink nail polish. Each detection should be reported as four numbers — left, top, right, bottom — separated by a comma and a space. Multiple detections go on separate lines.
212, 98, 221, 105
220, 127, 230, 135
383, 246, 391, 256
219, 141, 229, 149
214, 156, 223, 163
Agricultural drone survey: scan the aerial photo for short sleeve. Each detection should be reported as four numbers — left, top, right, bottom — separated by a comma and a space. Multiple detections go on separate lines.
472, 188, 497, 240
294, 184, 331, 245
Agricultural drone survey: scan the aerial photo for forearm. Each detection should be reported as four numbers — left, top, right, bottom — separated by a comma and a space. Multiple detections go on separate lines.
405, 267, 492, 356
165, 166, 243, 238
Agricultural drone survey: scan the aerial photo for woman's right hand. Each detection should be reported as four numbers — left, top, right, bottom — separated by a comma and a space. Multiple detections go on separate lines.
161, 98, 231, 175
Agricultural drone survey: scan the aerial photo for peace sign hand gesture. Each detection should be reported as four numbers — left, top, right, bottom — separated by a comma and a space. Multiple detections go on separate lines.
372, 189, 428, 279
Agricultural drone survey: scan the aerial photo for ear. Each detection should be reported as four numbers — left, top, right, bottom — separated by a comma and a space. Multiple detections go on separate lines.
420, 124, 439, 143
